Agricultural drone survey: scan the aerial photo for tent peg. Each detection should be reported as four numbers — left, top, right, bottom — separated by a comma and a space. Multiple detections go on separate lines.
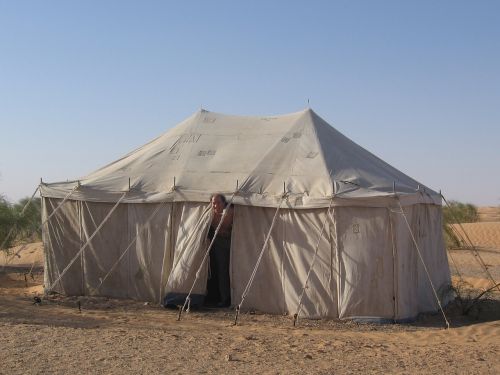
128, 178, 131, 191
293, 313, 298, 327
177, 305, 183, 321
233, 305, 241, 326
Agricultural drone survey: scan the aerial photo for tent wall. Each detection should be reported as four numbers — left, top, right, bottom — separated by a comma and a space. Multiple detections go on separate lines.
126, 203, 172, 302
231, 206, 337, 318
391, 204, 450, 320
81, 201, 129, 298
412, 204, 450, 312
335, 207, 395, 320
42, 198, 83, 295
43, 196, 450, 321
390, 206, 418, 320
43, 198, 211, 302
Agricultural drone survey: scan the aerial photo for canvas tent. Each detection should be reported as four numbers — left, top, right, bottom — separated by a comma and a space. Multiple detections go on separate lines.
40, 108, 451, 322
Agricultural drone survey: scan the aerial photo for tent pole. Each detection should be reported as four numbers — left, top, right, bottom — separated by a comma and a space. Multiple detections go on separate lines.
388, 207, 398, 322
158, 200, 174, 304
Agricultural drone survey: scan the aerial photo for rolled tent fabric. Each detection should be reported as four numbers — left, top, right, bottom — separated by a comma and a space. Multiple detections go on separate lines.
163, 202, 212, 306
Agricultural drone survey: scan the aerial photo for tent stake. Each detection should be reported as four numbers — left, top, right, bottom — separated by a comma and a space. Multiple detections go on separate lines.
233, 305, 241, 326
128, 178, 131, 191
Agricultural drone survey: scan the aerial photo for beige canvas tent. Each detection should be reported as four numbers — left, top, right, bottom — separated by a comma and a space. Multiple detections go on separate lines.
40, 108, 450, 322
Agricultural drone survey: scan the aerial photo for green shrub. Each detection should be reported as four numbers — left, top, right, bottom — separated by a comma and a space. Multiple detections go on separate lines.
0, 196, 16, 249
0, 195, 42, 251
443, 200, 479, 224
13, 197, 42, 242
442, 200, 478, 248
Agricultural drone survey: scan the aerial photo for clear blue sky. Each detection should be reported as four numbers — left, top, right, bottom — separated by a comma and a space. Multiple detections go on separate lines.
1, 1, 499, 205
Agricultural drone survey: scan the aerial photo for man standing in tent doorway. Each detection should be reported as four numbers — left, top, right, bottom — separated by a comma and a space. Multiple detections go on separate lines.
207, 194, 234, 308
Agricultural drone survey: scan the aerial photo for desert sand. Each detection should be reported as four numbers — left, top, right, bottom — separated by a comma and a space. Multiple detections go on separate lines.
1, 236, 499, 374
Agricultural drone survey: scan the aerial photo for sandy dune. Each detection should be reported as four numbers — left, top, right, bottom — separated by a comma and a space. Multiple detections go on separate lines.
478, 207, 500, 222
0, 242, 44, 269
1, 242, 499, 374
450, 222, 500, 251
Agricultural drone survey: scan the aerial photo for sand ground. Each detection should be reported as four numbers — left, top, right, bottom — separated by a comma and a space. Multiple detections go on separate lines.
1, 240, 499, 374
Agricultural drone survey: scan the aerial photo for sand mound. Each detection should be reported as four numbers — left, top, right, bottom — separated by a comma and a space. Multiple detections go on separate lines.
478, 206, 500, 222
450, 222, 500, 250
0, 242, 44, 269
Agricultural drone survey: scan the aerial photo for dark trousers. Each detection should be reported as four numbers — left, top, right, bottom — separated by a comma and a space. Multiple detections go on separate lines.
208, 236, 231, 305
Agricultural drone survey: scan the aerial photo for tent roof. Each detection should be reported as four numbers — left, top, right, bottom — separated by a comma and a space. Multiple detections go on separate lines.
41, 108, 440, 207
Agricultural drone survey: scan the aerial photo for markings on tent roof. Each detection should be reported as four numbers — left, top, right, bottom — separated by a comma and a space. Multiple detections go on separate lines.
306, 151, 318, 159
179, 133, 201, 143
203, 116, 216, 123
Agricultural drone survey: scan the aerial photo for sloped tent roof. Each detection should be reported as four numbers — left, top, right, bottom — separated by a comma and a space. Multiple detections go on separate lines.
40, 109, 440, 208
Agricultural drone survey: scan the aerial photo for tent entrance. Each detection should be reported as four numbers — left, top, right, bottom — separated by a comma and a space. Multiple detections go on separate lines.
205, 224, 232, 307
